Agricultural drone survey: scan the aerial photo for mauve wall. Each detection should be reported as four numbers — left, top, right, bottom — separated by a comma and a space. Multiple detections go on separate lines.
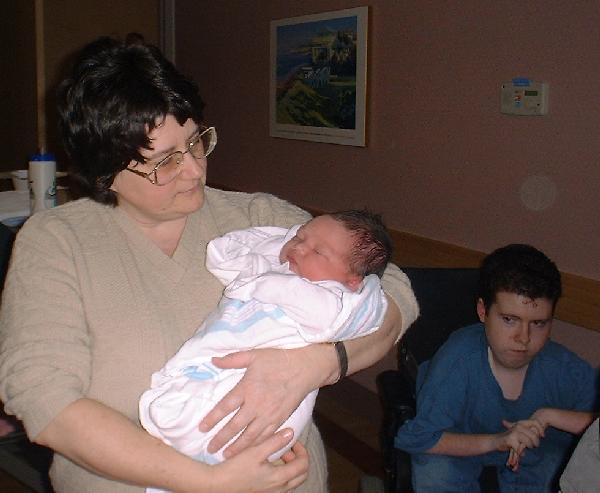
174, 1, 600, 374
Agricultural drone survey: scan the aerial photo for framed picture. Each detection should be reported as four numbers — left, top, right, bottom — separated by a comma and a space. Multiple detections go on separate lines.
270, 7, 368, 147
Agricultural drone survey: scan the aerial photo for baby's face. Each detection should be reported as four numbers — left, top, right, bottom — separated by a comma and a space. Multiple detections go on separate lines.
280, 215, 361, 290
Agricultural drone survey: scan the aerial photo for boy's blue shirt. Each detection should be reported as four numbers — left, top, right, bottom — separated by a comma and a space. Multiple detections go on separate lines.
395, 323, 598, 456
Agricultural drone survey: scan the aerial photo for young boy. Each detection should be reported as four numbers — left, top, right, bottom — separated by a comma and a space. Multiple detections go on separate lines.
140, 210, 392, 474
395, 244, 598, 492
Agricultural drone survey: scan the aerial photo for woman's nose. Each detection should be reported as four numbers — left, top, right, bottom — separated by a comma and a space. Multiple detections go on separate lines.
181, 152, 205, 178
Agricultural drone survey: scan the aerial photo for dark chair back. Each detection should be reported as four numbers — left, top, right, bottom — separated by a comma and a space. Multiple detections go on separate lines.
0, 223, 16, 293
400, 267, 480, 365
377, 267, 482, 493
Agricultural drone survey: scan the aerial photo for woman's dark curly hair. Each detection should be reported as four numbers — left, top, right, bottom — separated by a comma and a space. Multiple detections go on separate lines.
57, 33, 205, 205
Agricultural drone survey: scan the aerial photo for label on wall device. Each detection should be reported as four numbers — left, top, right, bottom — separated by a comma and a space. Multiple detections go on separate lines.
500, 78, 549, 116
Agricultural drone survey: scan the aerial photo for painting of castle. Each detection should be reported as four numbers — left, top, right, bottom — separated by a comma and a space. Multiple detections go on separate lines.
270, 7, 367, 146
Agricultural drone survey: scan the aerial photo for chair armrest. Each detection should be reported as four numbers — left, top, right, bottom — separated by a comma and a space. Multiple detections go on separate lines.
0, 424, 53, 492
379, 339, 418, 422
377, 370, 415, 420
376, 370, 416, 493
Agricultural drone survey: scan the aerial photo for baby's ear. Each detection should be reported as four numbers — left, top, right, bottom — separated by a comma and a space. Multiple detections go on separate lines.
346, 275, 362, 292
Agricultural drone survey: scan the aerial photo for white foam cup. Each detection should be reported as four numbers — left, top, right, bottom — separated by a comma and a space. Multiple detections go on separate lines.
11, 169, 29, 191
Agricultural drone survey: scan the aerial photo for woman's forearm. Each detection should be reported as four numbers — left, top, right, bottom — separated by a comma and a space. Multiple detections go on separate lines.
35, 398, 215, 492
314, 295, 402, 387
316, 261, 416, 387
197, 294, 407, 454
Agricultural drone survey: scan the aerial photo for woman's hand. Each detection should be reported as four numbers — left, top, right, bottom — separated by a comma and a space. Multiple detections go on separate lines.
200, 295, 403, 458
211, 429, 308, 493
200, 345, 336, 457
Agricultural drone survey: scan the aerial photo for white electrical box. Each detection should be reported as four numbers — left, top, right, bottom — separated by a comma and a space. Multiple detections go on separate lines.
501, 78, 549, 116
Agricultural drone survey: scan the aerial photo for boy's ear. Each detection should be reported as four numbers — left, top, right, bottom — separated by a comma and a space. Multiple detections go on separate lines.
476, 298, 487, 323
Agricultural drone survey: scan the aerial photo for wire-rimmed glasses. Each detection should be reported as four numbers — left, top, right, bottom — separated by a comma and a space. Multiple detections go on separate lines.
126, 125, 217, 186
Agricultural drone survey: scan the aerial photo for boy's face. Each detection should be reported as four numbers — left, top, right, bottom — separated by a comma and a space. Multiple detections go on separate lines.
477, 291, 553, 370
279, 215, 361, 290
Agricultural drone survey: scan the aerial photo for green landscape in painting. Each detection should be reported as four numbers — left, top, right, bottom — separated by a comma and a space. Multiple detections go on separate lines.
276, 16, 358, 129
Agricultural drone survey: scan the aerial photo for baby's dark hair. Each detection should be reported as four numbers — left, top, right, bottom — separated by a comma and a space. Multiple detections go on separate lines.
329, 209, 393, 278
478, 244, 562, 311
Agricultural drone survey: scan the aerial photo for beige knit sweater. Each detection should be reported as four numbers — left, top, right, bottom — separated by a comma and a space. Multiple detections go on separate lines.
0, 187, 418, 492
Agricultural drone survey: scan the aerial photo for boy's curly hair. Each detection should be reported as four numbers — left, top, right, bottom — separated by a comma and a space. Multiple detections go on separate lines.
478, 244, 562, 311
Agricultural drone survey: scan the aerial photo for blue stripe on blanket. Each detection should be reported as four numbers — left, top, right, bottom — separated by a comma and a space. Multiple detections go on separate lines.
207, 301, 287, 334
192, 452, 219, 465
337, 297, 382, 340
183, 362, 219, 380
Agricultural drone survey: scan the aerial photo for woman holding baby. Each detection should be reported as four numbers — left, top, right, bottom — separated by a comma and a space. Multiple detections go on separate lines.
0, 34, 417, 492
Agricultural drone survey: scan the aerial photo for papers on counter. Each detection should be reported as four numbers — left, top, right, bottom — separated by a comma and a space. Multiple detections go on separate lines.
0, 191, 30, 227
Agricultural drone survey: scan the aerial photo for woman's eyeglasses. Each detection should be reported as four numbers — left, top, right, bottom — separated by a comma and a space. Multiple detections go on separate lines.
126, 126, 217, 186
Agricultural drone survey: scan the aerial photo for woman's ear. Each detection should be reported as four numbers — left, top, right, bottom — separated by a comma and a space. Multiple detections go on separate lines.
476, 298, 487, 323
110, 172, 121, 192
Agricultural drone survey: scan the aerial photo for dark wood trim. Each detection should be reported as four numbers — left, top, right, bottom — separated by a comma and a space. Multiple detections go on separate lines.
314, 378, 383, 478
313, 412, 383, 479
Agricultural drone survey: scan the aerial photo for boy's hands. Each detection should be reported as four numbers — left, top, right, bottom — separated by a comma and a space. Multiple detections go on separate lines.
498, 417, 546, 471
530, 408, 555, 430
428, 408, 592, 472
501, 409, 596, 471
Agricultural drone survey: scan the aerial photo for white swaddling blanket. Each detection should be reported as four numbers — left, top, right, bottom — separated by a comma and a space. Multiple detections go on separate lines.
139, 225, 387, 472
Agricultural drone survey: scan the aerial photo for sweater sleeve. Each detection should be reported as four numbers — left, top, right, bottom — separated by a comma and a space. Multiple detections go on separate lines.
380, 262, 419, 341
0, 212, 91, 439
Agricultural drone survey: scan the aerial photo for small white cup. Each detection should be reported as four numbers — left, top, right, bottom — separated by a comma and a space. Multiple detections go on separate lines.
11, 169, 29, 192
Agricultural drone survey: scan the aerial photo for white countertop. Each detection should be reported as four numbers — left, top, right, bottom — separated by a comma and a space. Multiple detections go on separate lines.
0, 191, 30, 226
